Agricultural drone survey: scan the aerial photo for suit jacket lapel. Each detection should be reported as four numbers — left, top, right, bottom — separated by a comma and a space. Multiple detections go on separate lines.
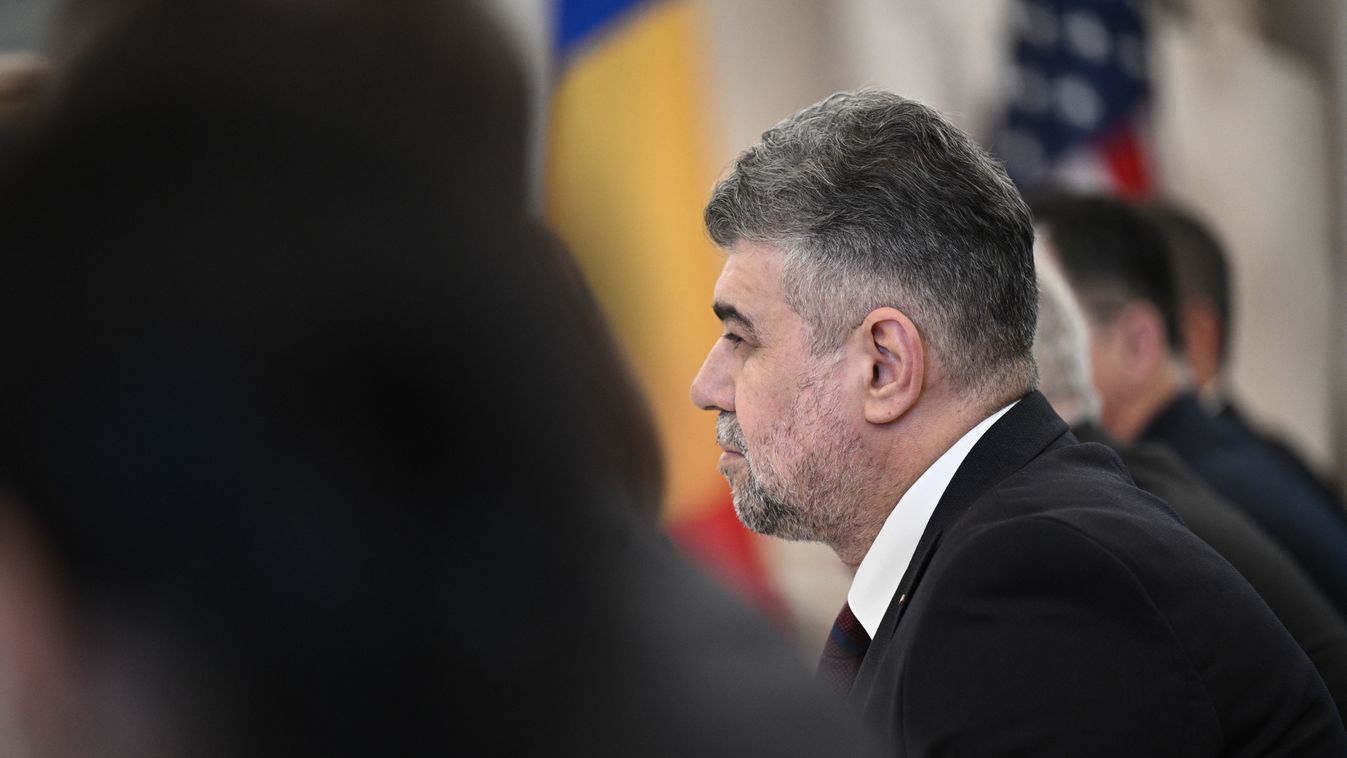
882, 530, 943, 632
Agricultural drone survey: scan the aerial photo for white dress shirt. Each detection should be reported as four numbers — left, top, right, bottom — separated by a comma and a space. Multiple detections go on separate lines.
847, 401, 1018, 638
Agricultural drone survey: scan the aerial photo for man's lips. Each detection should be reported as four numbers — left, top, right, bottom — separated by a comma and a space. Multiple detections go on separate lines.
718, 447, 744, 464
716, 439, 742, 455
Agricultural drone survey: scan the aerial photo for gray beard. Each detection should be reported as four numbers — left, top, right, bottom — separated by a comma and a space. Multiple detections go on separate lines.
728, 456, 809, 538
717, 409, 866, 545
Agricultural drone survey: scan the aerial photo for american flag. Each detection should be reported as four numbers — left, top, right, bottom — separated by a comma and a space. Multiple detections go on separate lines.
996, 0, 1153, 197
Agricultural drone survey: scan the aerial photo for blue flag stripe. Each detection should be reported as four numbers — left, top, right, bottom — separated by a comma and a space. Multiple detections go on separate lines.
557, 0, 650, 57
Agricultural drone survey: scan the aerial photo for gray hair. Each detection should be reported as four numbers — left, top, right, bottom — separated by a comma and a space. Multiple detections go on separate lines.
1033, 247, 1099, 425
704, 90, 1038, 398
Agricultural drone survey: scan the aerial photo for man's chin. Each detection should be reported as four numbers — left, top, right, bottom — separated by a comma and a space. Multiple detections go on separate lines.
730, 501, 773, 537
729, 489, 816, 542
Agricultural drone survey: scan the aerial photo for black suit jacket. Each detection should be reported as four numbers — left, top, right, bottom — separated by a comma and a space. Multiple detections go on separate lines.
849, 393, 1346, 756
1217, 400, 1347, 524
1075, 421, 1347, 726
1143, 393, 1347, 617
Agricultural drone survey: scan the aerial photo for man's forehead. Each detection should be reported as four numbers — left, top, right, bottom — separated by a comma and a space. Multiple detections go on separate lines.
712, 240, 787, 306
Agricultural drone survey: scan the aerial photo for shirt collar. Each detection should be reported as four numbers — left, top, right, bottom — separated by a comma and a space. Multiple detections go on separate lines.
847, 400, 1018, 638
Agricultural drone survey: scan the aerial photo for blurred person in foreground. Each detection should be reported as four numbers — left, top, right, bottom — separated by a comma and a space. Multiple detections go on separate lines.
1034, 193, 1347, 619
1033, 249, 1347, 724
688, 88, 1346, 755
0, 1, 875, 756
1147, 202, 1345, 514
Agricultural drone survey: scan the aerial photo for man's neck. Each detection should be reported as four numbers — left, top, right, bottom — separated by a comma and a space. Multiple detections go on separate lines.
830, 390, 1018, 567
1194, 373, 1231, 415
1106, 361, 1187, 444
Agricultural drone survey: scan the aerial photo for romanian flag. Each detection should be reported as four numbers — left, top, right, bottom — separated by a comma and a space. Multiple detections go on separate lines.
545, 0, 783, 619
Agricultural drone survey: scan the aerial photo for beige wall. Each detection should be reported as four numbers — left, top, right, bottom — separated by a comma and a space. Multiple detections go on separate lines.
1265, 0, 1347, 498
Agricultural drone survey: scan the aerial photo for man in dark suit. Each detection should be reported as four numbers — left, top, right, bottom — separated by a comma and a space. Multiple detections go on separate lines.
1033, 253, 1347, 723
1035, 194, 1347, 619
689, 90, 1346, 754
1147, 202, 1345, 516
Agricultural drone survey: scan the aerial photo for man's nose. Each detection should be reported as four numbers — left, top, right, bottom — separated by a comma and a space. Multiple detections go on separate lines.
690, 342, 734, 413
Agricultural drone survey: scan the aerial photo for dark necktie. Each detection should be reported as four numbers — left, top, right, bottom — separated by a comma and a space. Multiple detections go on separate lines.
817, 601, 871, 696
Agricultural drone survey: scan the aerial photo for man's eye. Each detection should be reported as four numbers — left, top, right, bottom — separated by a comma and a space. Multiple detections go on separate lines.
722, 333, 745, 346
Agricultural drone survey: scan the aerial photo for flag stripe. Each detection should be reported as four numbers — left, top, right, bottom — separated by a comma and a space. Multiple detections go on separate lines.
558, 0, 650, 55
1100, 124, 1150, 197
546, 0, 726, 521
547, 0, 785, 619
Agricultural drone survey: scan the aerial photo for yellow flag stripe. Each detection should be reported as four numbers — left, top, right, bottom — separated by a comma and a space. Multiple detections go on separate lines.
545, 0, 727, 522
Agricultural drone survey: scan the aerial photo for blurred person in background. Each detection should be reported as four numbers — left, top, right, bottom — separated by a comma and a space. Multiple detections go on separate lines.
1033, 249, 1347, 724
1147, 202, 1346, 515
690, 89, 1346, 755
0, 1, 877, 756
1034, 192, 1347, 620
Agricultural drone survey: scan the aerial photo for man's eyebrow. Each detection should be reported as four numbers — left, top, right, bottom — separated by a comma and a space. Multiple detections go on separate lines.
712, 301, 757, 336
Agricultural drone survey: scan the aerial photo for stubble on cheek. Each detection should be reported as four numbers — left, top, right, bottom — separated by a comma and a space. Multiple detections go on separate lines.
722, 379, 873, 547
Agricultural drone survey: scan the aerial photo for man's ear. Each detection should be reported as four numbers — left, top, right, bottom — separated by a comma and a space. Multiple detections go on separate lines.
859, 307, 924, 425
1114, 301, 1171, 382
1181, 297, 1223, 390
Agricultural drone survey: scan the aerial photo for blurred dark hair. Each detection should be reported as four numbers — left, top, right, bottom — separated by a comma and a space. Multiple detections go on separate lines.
1031, 192, 1182, 351
533, 231, 665, 519
1144, 202, 1233, 365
